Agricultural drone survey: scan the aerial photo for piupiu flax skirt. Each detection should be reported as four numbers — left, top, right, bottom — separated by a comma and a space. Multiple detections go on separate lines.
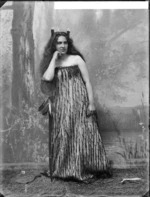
49, 65, 108, 181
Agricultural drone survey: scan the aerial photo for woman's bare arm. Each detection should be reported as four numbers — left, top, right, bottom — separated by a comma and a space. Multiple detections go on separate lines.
77, 56, 95, 111
42, 51, 59, 81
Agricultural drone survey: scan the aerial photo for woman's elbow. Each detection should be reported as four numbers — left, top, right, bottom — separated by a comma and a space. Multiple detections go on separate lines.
86, 81, 92, 89
42, 73, 54, 81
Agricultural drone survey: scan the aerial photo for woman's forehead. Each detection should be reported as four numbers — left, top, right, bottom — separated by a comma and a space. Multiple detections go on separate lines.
57, 36, 67, 42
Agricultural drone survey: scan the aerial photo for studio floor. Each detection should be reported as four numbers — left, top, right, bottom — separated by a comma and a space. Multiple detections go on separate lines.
0, 165, 149, 197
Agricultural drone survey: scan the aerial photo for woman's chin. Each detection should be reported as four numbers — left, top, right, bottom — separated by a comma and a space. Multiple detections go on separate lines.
61, 52, 67, 55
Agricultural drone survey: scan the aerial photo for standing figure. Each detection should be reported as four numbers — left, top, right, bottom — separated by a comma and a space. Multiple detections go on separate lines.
39, 29, 109, 182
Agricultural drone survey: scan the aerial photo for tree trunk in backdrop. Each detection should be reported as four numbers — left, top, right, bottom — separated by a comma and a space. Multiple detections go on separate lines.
11, 1, 35, 110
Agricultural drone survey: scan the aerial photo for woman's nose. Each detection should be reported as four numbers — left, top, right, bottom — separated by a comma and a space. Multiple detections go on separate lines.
60, 42, 65, 47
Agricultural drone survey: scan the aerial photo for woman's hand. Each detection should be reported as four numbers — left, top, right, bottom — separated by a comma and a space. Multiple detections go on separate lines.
52, 51, 61, 61
86, 103, 96, 117
88, 103, 96, 111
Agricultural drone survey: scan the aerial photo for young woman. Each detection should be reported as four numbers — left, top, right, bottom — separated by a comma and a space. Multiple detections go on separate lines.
39, 29, 109, 183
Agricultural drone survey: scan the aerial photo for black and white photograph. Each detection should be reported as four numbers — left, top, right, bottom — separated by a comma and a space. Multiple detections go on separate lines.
0, 1, 149, 196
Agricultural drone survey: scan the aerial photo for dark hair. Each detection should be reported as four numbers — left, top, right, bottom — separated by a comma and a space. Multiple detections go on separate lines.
39, 31, 85, 76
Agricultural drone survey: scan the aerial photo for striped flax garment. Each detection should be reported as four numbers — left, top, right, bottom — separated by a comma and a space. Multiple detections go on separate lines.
44, 64, 108, 182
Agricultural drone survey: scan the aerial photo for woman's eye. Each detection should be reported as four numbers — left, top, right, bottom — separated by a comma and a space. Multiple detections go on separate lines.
57, 42, 68, 45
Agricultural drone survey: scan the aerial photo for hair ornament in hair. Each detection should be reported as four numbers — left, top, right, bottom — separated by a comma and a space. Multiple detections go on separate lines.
67, 30, 70, 37
51, 28, 70, 37
51, 28, 55, 36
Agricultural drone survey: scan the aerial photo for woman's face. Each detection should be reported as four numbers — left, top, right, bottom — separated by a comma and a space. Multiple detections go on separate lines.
55, 36, 68, 55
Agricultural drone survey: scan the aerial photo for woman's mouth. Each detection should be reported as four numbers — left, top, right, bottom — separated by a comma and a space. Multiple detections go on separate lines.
60, 50, 66, 53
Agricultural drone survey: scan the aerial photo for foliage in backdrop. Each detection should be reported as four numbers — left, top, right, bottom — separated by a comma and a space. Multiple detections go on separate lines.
0, 2, 148, 164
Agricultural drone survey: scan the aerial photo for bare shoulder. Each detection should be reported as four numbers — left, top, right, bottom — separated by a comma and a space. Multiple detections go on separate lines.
75, 55, 89, 78
75, 55, 84, 63
67, 55, 78, 62
73, 55, 86, 69
75, 55, 90, 81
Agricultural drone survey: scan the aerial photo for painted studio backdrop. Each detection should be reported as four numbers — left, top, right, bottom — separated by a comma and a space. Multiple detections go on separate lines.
0, 2, 149, 167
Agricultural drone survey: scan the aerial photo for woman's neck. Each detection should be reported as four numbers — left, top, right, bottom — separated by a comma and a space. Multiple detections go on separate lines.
56, 54, 73, 67
59, 54, 68, 61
